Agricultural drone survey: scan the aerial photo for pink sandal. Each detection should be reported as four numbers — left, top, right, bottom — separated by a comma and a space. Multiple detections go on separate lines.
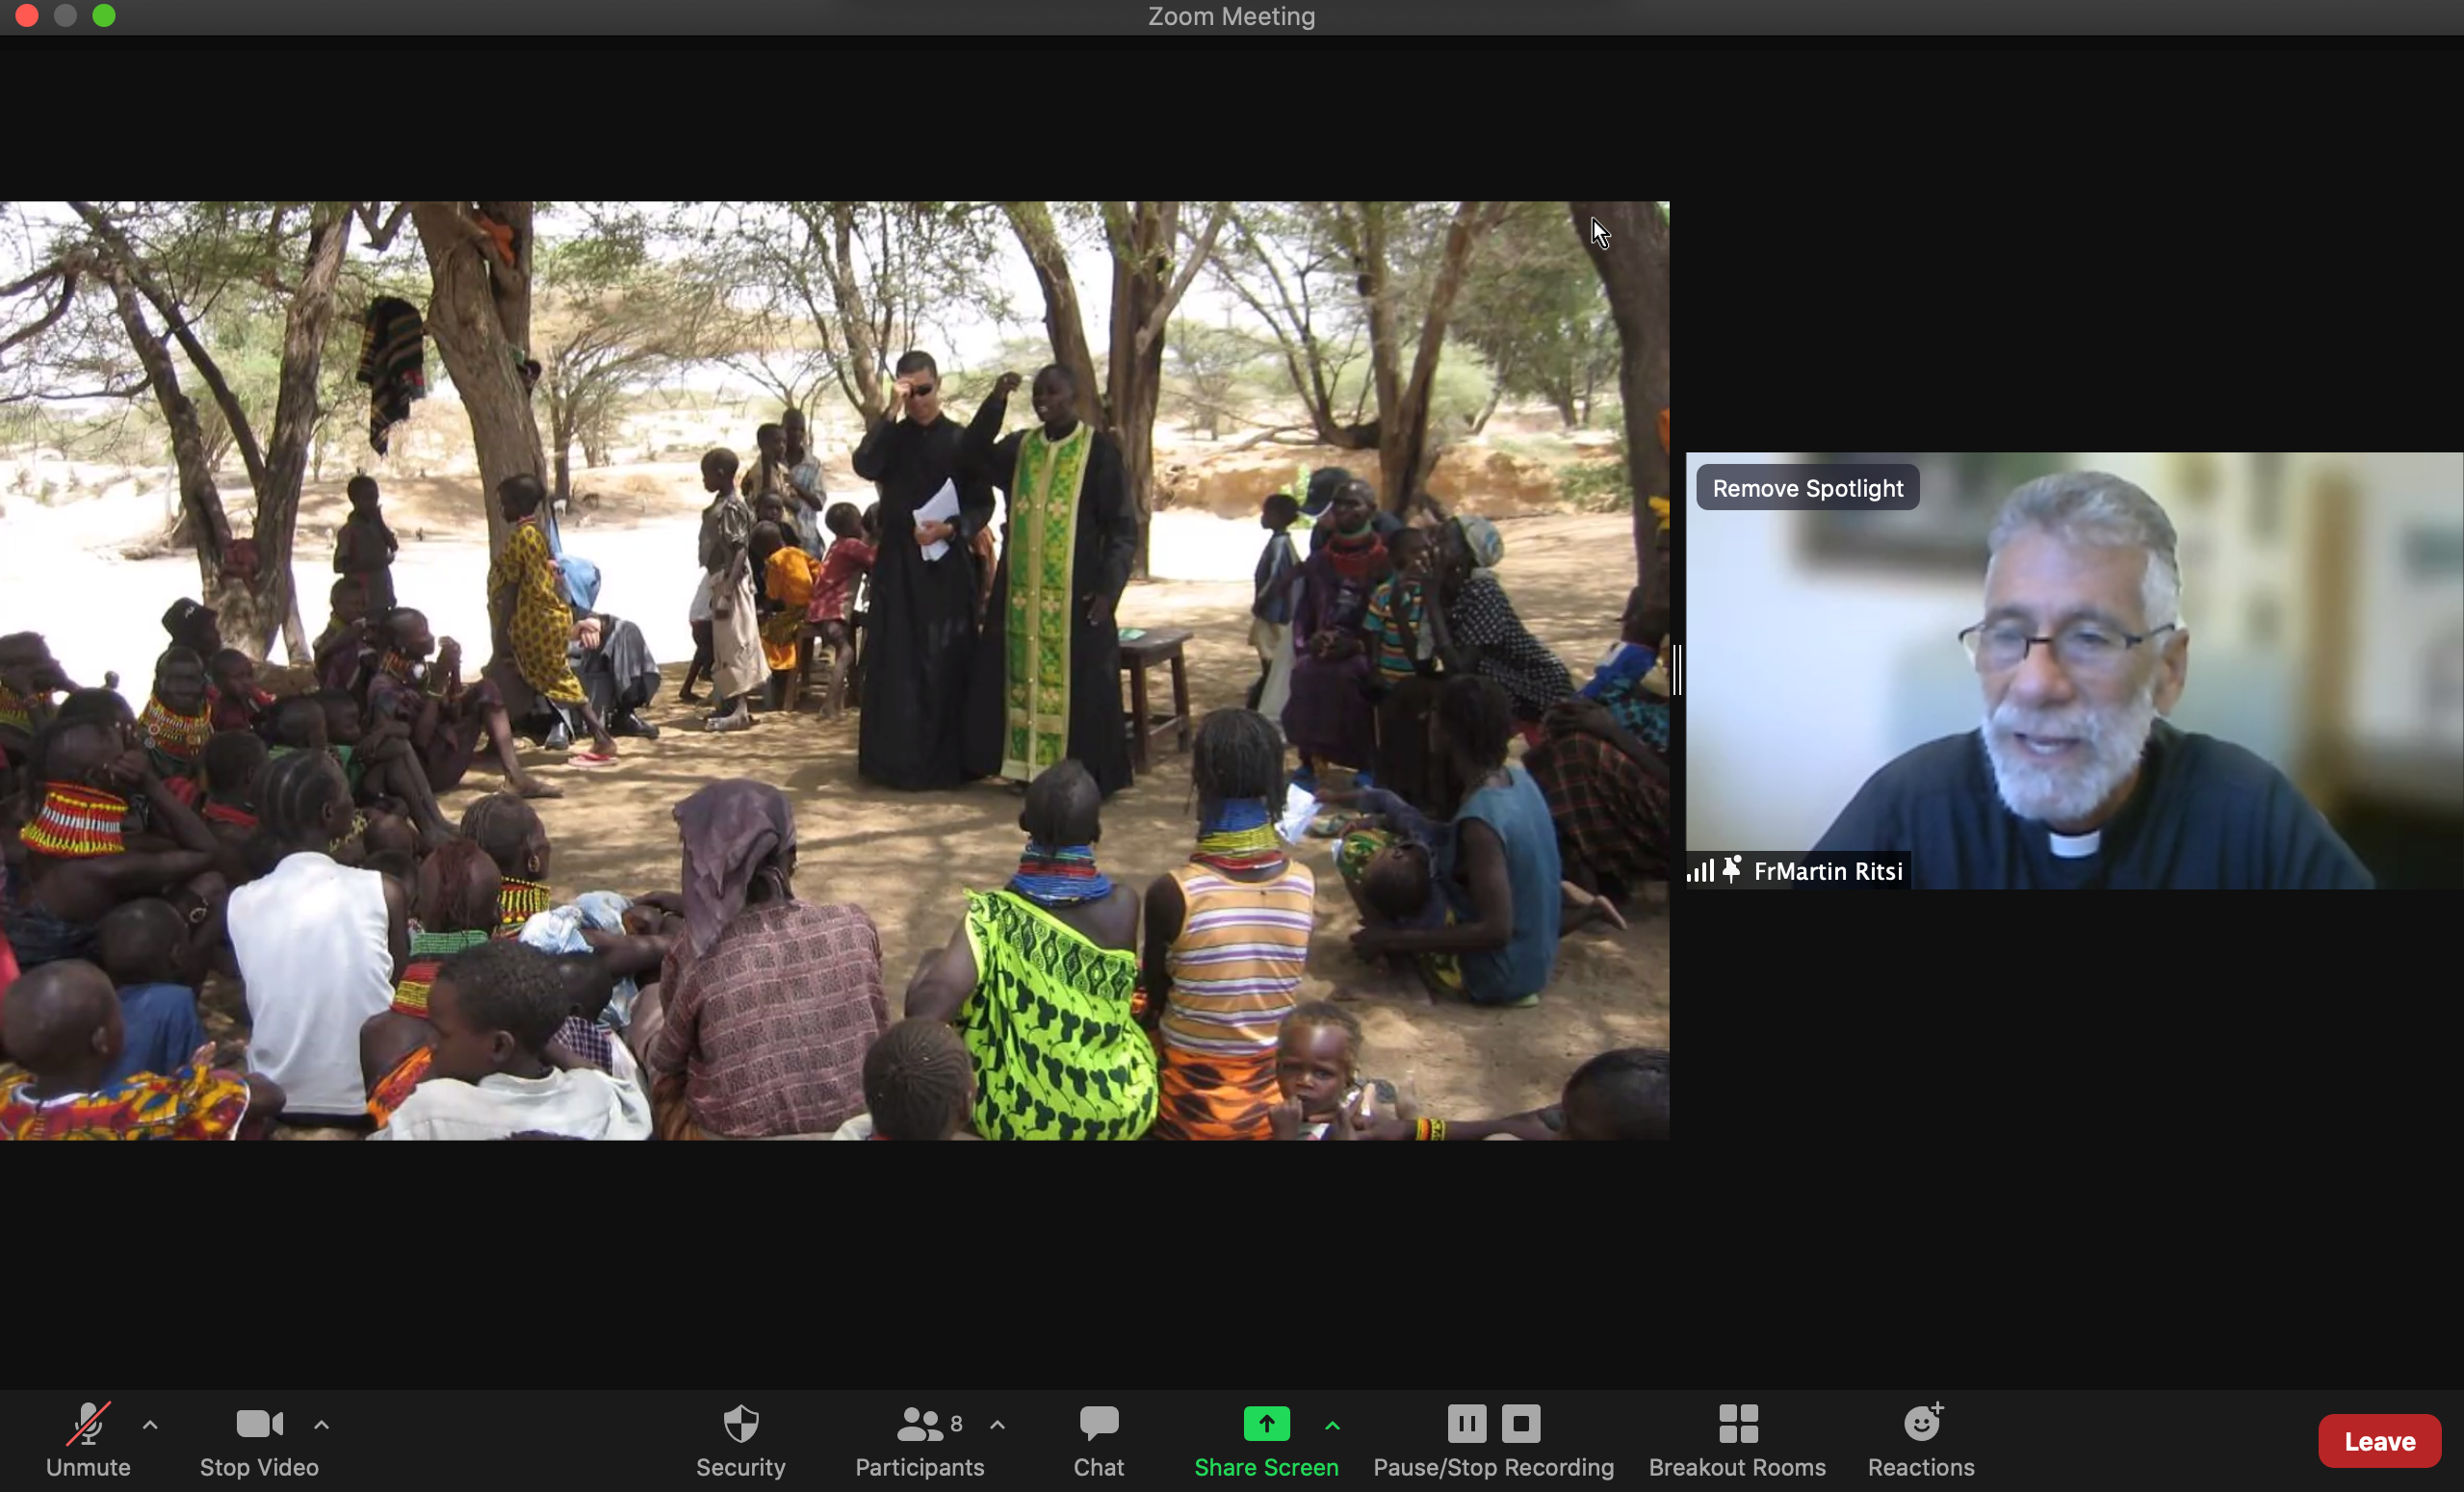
568, 751, 619, 769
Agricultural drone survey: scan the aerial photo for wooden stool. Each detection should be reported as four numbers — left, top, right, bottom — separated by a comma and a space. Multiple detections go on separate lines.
1118, 627, 1194, 777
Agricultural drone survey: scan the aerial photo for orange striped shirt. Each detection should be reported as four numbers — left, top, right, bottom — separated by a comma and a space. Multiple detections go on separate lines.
1160, 860, 1317, 1061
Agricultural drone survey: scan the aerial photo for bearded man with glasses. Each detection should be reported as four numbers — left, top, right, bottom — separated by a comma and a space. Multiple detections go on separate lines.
1813, 472, 2371, 888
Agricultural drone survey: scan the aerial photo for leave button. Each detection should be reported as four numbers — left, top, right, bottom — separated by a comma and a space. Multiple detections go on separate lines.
2319, 1414, 2441, 1468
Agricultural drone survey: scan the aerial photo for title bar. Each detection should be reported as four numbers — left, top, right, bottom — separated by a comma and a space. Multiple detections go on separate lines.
9, 0, 2462, 35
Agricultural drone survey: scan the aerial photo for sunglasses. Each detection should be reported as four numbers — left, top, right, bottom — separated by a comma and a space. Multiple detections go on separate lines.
906, 383, 936, 398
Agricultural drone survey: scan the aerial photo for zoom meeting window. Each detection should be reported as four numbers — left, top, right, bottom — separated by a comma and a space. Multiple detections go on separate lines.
1683, 451, 2464, 889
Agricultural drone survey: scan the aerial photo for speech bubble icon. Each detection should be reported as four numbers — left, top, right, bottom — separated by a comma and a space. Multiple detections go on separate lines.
1080, 1406, 1120, 1441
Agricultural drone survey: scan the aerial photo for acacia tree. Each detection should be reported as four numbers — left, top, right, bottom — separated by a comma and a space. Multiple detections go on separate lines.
1209, 201, 1508, 514
63, 201, 352, 661
686, 200, 1007, 429
1206, 203, 1377, 448
1456, 200, 1618, 431
1002, 199, 1230, 579
534, 235, 710, 501
1569, 200, 1670, 595
1321, 200, 1510, 515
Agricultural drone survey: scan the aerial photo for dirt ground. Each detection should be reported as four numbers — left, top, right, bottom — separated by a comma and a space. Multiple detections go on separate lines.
378, 510, 1670, 1127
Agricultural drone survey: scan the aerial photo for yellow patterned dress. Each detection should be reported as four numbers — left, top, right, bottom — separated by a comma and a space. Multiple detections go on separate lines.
486, 519, 585, 707
1000, 423, 1090, 783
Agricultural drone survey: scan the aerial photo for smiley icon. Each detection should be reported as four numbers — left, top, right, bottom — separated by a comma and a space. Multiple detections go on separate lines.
1904, 1405, 1941, 1442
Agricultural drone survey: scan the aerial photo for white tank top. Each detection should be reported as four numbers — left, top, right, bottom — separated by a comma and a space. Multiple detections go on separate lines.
229, 852, 395, 1119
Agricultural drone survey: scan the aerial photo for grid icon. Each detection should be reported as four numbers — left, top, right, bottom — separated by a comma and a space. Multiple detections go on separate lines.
1720, 1403, 1758, 1444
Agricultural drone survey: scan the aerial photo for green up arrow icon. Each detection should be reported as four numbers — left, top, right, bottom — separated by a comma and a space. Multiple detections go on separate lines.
1244, 1406, 1291, 1442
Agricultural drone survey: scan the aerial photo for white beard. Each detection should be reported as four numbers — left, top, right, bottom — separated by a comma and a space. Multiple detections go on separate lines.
1982, 672, 2162, 829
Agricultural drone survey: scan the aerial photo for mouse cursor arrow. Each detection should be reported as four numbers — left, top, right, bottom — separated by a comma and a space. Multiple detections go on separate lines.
1588, 217, 1611, 249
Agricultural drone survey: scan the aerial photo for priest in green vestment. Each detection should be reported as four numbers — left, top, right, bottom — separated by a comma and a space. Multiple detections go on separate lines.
962, 365, 1138, 796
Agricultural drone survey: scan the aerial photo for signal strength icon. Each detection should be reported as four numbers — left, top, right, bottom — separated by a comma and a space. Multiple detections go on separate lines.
1687, 854, 1743, 886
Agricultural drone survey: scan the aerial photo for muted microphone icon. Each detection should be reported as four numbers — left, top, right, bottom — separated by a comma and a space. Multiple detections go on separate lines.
78, 1402, 101, 1446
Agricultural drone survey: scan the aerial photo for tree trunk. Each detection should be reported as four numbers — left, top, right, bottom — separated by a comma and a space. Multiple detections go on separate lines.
1004, 202, 1105, 429
413, 202, 545, 558
1372, 201, 1505, 516
254, 201, 351, 664
108, 277, 235, 609
549, 385, 575, 502
1569, 201, 1671, 605
1471, 347, 1513, 435
826, 203, 887, 422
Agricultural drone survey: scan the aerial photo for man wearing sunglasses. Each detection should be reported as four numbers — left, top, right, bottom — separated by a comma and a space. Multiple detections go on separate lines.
849, 349, 998, 790
1813, 472, 2371, 888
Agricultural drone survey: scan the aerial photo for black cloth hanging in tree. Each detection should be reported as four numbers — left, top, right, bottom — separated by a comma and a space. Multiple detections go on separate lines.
355, 296, 428, 455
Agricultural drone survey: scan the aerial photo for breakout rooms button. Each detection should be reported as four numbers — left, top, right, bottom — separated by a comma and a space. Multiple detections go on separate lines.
2319, 1414, 2441, 1468
1697, 462, 1920, 510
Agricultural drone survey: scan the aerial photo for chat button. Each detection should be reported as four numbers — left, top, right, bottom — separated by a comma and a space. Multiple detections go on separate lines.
1080, 1405, 1120, 1442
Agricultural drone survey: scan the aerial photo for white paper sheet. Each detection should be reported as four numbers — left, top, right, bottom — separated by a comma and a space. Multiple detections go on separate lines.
1277, 782, 1319, 846
916, 479, 961, 561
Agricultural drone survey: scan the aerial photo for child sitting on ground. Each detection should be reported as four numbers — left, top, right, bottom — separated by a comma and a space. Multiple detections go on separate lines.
321, 684, 456, 854
1269, 1000, 1414, 1141
0, 959, 282, 1140
807, 502, 874, 722
138, 647, 216, 787
91, 898, 217, 1090
1326, 781, 1456, 997
1362, 1045, 1669, 1142
368, 939, 651, 1141
310, 577, 377, 695
206, 650, 274, 735
832, 1018, 983, 1141
753, 519, 816, 712
362, 837, 504, 1127
197, 730, 268, 845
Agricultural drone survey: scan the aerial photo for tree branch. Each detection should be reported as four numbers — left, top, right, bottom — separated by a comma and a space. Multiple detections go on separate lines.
1135, 199, 1229, 359
0, 265, 78, 360
354, 200, 414, 251
68, 200, 270, 495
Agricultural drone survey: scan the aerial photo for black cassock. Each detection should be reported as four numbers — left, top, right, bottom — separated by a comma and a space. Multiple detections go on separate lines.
850, 410, 997, 789
961, 391, 1138, 797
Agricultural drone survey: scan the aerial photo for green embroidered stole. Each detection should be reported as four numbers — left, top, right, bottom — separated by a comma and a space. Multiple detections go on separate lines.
1002, 423, 1091, 782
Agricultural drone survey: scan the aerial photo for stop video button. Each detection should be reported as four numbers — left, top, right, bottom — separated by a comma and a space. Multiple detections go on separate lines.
2319, 1414, 2441, 1468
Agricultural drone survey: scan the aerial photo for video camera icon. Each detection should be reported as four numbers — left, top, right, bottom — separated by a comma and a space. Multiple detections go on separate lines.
236, 1411, 283, 1438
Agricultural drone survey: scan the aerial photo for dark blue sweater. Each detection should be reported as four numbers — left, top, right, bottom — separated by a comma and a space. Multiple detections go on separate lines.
1811, 720, 2373, 888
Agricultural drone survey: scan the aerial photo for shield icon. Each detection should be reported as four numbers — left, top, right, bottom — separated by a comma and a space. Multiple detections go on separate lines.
724, 1405, 760, 1445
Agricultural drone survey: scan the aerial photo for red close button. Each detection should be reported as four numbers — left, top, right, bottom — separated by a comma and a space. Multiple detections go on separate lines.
2320, 1414, 2442, 1469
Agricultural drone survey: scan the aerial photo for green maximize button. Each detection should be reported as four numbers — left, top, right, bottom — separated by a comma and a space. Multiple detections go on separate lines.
1244, 1405, 1291, 1442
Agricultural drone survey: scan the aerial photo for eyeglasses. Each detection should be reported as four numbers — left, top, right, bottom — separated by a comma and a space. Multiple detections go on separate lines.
906, 382, 935, 399
1959, 619, 2179, 677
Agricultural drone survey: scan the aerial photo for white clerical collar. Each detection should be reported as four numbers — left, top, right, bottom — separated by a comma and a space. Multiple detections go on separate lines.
2047, 829, 2102, 859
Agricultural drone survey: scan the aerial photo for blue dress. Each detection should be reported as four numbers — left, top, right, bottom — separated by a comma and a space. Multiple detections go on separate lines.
1439, 763, 1564, 1003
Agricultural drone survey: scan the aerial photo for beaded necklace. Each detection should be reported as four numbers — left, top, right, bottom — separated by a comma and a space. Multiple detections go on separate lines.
19, 783, 130, 859
498, 877, 554, 929
0, 680, 39, 734
379, 651, 430, 690
1190, 797, 1287, 875
1007, 842, 1113, 907
139, 694, 214, 763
